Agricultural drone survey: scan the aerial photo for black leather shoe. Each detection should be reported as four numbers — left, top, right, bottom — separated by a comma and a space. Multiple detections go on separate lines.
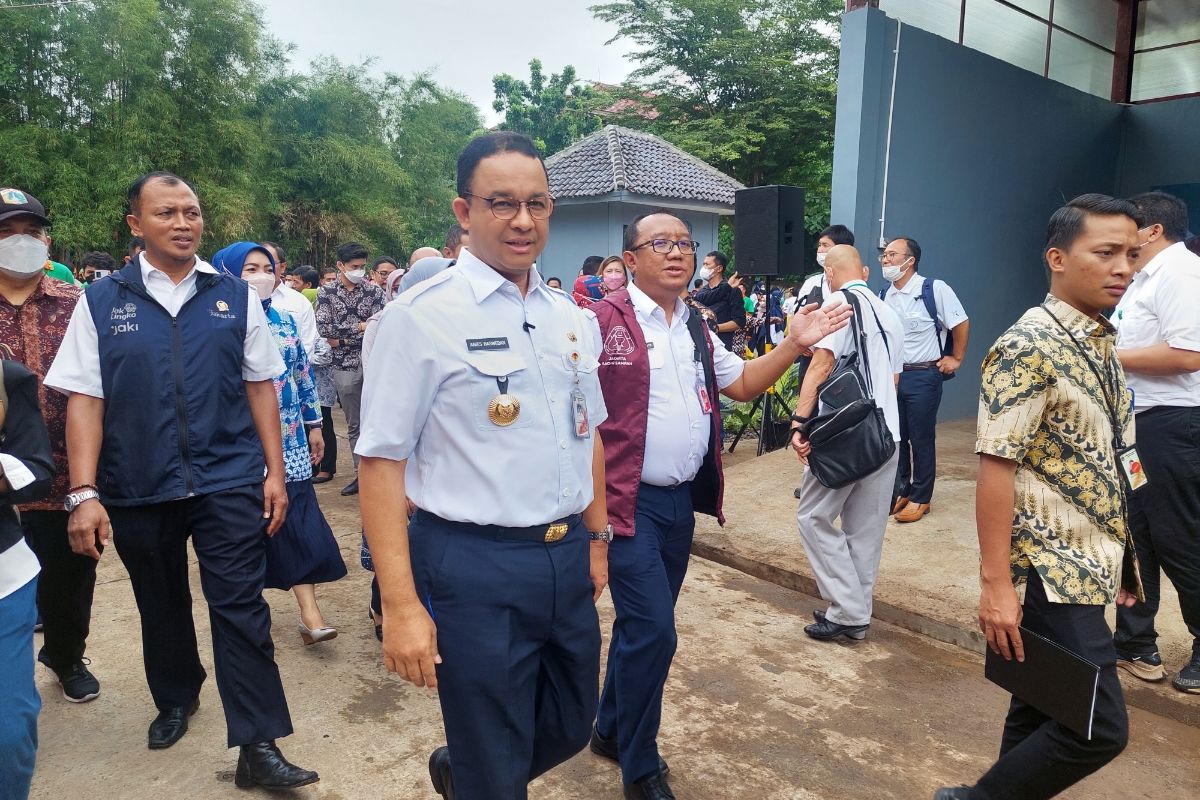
311, 472, 334, 485
590, 725, 670, 777
235, 741, 319, 790
933, 787, 973, 799
804, 618, 868, 641
340, 478, 359, 496
428, 746, 455, 799
624, 771, 675, 799
147, 698, 199, 749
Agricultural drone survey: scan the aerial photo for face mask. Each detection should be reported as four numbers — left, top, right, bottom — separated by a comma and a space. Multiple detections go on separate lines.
0, 234, 50, 278
816, 252, 827, 268
881, 265, 904, 282
603, 273, 625, 290
344, 268, 366, 285
244, 272, 276, 301
698, 267, 714, 281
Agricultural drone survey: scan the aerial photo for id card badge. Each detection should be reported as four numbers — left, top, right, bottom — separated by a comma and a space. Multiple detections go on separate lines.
694, 361, 713, 415
571, 388, 590, 438
1117, 444, 1148, 492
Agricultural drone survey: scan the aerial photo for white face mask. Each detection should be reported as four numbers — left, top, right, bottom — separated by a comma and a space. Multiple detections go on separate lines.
698, 267, 714, 281
0, 234, 50, 278
344, 268, 366, 285
244, 272, 276, 301
815, 252, 827, 268
882, 257, 910, 283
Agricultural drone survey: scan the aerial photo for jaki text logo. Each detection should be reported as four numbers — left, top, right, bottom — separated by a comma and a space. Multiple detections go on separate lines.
110, 322, 139, 335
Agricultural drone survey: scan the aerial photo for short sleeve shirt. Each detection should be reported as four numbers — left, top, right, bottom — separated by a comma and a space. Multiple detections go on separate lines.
355, 250, 607, 527
975, 294, 1140, 605
882, 274, 969, 364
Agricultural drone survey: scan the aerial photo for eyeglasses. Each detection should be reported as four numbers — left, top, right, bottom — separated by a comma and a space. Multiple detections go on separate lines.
462, 192, 554, 220
879, 250, 911, 262
631, 238, 700, 255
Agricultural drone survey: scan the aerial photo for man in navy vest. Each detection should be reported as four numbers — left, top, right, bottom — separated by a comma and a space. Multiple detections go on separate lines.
45, 172, 318, 790
586, 210, 850, 799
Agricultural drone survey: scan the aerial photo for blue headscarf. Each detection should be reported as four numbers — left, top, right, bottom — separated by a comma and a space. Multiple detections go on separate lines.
211, 241, 276, 311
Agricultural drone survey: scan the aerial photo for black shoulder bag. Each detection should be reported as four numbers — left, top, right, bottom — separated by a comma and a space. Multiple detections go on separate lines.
800, 290, 896, 489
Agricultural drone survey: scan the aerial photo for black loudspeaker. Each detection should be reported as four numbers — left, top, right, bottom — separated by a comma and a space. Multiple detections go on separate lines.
733, 185, 806, 276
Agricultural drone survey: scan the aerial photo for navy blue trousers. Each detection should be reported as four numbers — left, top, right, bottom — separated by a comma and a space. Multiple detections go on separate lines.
0, 575, 39, 800
408, 511, 600, 800
107, 484, 293, 747
596, 483, 695, 785
897, 368, 943, 504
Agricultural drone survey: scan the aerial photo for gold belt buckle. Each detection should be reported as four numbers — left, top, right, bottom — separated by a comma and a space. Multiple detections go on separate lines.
544, 522, 569, 543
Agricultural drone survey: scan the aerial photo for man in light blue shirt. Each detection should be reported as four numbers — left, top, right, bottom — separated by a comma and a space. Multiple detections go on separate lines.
356, 132, 612, 800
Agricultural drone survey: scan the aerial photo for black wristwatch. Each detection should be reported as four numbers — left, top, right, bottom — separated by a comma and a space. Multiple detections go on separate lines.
790, 414, 811, 425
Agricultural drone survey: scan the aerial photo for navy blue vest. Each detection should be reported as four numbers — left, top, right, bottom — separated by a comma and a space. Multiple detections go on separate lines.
86, 263, 265, 505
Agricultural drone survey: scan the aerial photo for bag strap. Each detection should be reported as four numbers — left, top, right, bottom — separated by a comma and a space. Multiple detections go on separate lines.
842, 288, 893, 399
921, 277, 949, 354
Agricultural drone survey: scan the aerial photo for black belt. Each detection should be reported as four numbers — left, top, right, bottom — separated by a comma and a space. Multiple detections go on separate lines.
413, 510, 580, 543
903, 360, 940, 371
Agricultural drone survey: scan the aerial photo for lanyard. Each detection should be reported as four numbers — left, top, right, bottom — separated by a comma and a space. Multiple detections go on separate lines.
1040, 305, 1126, 449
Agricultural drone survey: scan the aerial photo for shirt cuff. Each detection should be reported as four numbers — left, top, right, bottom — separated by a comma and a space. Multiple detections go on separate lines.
0, 454, 37, 491
1164, 336, 1200, 353
242, 369, 280, 382
974, 437, 1025, 463
41, 378, 104, 399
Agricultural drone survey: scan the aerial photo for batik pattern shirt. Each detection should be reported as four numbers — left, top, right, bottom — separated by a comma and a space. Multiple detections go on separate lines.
315, 280, 384, 371
0, 276, 81, 511
976, 294, 1142, 605
267, 306, 321, 482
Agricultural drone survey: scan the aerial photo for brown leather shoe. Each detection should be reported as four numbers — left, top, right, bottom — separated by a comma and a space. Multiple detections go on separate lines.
891, 496, 910, 515
895, 502, 930, 523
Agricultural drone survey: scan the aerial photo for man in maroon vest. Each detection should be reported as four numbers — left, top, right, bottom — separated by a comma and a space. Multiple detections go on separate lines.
586, 210, 850, 799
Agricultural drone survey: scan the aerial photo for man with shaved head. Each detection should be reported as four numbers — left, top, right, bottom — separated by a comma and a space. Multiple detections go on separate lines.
790, 244, 904, 642
408, 246, 442, 266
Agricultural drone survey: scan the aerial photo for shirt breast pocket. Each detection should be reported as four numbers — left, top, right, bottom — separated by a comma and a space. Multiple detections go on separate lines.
466, 352, 534, 431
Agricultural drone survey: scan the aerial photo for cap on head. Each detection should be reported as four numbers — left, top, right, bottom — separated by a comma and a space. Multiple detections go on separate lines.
0, 188, 50, 226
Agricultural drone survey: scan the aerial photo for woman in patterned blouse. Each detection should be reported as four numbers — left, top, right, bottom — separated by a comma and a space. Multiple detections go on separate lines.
213, 243, 347, 645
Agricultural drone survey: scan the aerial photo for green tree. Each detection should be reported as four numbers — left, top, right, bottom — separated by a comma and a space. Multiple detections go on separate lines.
492, 59, 601, 155
590, 0, 842, 233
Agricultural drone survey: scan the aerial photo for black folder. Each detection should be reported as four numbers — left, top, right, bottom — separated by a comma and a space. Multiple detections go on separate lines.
984, 626, 1100, 740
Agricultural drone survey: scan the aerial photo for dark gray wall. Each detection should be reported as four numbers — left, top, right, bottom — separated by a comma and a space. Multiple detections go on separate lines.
1119, 96, 1200, 234
832, 7, 1125, 419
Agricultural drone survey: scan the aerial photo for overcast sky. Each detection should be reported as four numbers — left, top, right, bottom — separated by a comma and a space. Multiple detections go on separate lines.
255, 0, 637, 123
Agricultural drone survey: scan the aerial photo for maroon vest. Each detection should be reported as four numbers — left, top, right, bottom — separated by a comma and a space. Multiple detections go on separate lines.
592, 289, 726, 536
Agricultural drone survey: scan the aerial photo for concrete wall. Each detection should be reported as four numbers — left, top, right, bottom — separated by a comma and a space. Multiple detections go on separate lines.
832, 7, 1125, 420
1119, 95, 1200, 233
539, 199, 720, 286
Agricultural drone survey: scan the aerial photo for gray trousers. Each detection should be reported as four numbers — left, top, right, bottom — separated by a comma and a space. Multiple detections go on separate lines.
796, 450, 899, 627
331, 367, 364, 469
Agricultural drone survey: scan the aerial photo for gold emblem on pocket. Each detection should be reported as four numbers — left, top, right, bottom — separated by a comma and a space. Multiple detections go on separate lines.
488, 393, 521, 426
545, 523, 568, 542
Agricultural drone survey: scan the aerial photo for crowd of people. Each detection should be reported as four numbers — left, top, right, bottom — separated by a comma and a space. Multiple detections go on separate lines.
0, 130, 1198, 800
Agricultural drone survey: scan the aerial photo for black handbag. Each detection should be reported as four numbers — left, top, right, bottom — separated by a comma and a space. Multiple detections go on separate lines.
801, 290, 896, 489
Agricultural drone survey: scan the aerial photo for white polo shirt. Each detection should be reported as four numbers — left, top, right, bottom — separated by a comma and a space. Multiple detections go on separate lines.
1114, 241, 1200, 411
587, 283, 745, 487
815, 282, 904, 441
271, 282, 318, 355
881, 274, 968, 364
44, 254, 284, 398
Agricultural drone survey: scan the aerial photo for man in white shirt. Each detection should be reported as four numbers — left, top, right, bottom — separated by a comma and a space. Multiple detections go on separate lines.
1112, 190, 1200, 694
796, 224, 855, 306
43, 172, 317, 789
878, 236, 970, 523
791, 245, 904, 641
585, 211, 851, 800
262, 241, 317, 355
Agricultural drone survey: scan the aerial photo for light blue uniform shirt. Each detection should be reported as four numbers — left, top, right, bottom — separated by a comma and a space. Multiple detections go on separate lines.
355, 248, 607, 527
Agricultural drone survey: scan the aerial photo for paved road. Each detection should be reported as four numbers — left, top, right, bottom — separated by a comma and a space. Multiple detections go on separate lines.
31, 542, 1199, 799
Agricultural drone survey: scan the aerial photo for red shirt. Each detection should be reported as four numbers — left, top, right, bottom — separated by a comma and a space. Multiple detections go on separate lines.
0, 275, 81, 511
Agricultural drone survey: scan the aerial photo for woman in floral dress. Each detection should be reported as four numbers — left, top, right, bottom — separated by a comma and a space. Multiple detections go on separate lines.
213, 242, 347, 645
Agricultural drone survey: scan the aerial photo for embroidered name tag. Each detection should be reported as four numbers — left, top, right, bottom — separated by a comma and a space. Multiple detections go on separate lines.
467, 337, 510, 352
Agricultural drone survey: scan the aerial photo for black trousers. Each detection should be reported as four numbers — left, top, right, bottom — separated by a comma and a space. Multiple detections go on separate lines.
973, 572, 1128, 800
107, 484, 293, 747
22, 510, 99, 671
1114, 406, 1200, 658
318, 405, 338, 475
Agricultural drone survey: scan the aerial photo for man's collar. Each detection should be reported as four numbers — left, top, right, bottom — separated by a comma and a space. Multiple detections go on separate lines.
457, 247, 548, 304
628, 280, 686, 321
139, 251, 214, 283
1139, 240, 1187, 278
1043, 293, 1115, 338
891, 273, 923, 295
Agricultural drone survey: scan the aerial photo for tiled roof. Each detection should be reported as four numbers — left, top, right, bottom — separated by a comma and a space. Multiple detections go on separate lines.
546, 125, 743, 206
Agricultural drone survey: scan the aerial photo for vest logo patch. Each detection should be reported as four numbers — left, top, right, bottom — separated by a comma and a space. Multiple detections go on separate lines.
216, 300, 229, 312
603, 325, 636, 357
210, 299, 236, 319
110, 302, 137, 321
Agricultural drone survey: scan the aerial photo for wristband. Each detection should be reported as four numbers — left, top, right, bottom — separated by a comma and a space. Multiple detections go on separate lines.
790, 414, 811, 425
